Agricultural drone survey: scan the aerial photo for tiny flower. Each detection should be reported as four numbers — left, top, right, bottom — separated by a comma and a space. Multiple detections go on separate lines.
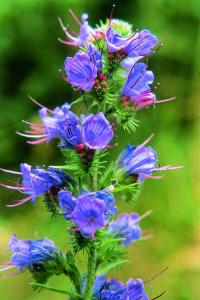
0, 234, 57, 272
118, 135, 182, 182
59, 190, 117, 238
123, 278, 149, 300
58, 12, 95, 47
82, 112, 114, 150
58, 190, 76, 219
93, 275, 125, 299
64, 51, 98, 91
71, 194, 106, 239
0, 164, 70, 207
18, 102, 81, 146
121, 62, 175, 108
106, 27, 158, 58
108, 213, 142, 246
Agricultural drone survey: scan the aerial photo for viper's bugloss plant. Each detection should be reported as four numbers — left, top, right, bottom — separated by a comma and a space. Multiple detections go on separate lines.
0, 7, 182, 300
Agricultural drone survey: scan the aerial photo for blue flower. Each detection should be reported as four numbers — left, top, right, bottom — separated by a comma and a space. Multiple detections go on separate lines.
0, 164, 70, 207
19, 102, 81, 146
121, 63, 155, 108
93, 276, 149, 300
0, 234, 57, 272
59, 13, 95, 47
123, 278, 149, 300
93, 276, 125, 299
108, 213, 142, 246
118, 135, 181, 182
106, 27, 158, 58
58, 190, 117, 239
81, 113, 114, 150
64, 51, 98, 91
71, 194, 106, 239
87, 44, 103, 70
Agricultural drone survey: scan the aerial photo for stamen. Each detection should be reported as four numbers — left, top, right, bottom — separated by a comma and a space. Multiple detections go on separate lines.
16, 132, 46, 139
27, 137, 48, 145
27, 94, 53, 113
6, 195, 32, 207
0, 168, 22, 175
155, 97, 176, 104
68, 9, 81, 26
109, 4, 116, 27
145, 266, 169, 284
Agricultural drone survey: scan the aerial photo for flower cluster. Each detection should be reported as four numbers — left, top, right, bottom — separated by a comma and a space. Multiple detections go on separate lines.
0, 9, 181, 300
93, 275, 149, 300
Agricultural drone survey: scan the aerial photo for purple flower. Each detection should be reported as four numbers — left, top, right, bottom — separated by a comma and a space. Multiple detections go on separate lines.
118, 135, 182, 182
108, 213, 142, 246
87, 44, 103, 70
58, 190, 76, 219
71, 194, 106, 239
106, 27, 158, 58
0, 234, 57, 272
19, 102, 81, 145
59, 12, 94, 47
0, 164, 70, 207
93, 276, 125, 299
64, 51, 98, 91
58, 190, 117, 238
123, 278, 149, 300
82, 113, 114, 150
121, 63, 155, 108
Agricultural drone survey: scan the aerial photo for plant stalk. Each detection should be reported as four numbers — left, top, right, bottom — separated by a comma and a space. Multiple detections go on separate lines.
83, 245, 96, 300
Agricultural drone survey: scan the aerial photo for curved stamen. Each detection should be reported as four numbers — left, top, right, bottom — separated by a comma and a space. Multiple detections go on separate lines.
6, 195, 33, 207
68, 9, 81, 26
27, 94, 53, 113
0, 168, 22, 175
27, 137, 48, 145
16, 132, 46, 139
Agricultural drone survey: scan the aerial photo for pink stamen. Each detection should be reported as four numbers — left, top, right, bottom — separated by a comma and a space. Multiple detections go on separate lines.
0, 168, 21, 175
25, 130, 45, 135
0, 264, 15, 272
138, 210, 152, 222
6, 195, 32, 207
28, 94, 53, 113
155, 97, 176, 104
58, 38, 76, 46
68, 9, 81, 26
0, 183, 32, 191
22, 120, 43, 128
27, 137, 48, 144
144, 174, 163, 180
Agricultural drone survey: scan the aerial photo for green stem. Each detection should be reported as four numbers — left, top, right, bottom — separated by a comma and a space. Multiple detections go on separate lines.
30, 283, 81, 298
83, 245, 96, 300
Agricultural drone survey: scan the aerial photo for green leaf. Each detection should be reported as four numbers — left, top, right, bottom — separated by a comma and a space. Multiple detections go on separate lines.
30, 282, 81, 298
97, 259, 129, 275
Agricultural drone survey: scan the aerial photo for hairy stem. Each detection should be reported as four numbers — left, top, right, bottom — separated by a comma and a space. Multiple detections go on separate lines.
83, 244, 96, 300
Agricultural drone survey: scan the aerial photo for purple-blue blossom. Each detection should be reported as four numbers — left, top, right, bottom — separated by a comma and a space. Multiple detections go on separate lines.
108, 213, 142, 246
121, 62, 155, 108
59, 12, 94, 47
106, 27, 158, 58
81, 113, 114, 150
64, 51, 98, 91
0, 235, 57, 272
93, 275, 149, 299
0, 164, 70, 207
118, 135, 182, 182
58, 190, 117, 238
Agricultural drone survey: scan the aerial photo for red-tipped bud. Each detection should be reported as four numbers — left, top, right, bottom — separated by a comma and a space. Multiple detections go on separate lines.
98, 73, 107, 81
101, 82, 107, 88
76, 144, 85, 153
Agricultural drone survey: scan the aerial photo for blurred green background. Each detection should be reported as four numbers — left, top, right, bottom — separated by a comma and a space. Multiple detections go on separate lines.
0, 0, 199, 299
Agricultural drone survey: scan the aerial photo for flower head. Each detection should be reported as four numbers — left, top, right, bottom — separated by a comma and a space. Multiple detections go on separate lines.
118, 135, 181, 181
121, 62, 155, 108
58, 190, 117, 239
64, 51, 98, 91
108, 213, 142, 246
71, 194, 106, 239
81, 112, 114, 150
0, 164, 70, 207
0, 234, 57, 272
123, 278, 149, 300
106, 27, 158, 58
59, 12, 94, 47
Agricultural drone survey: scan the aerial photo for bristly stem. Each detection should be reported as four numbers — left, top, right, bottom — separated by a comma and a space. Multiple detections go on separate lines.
83, 244, 96, 300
